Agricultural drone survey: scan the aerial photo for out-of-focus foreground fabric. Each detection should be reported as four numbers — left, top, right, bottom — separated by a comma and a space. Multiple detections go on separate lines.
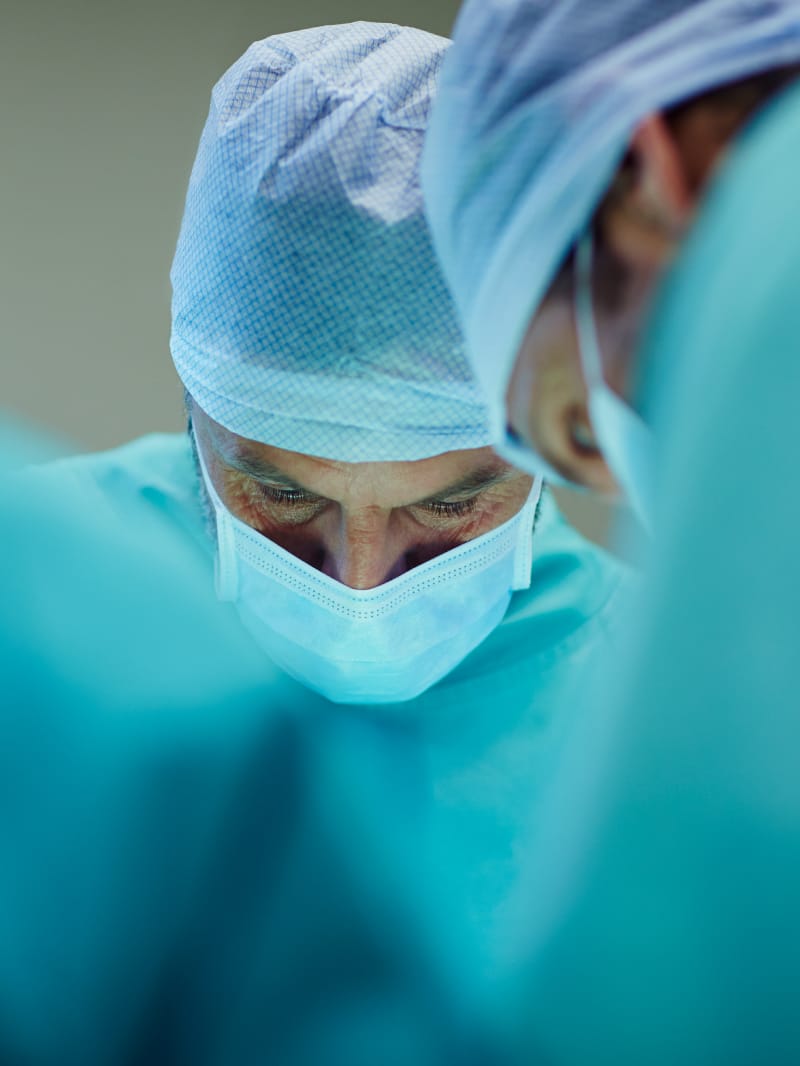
0, 426, 488, 1066
492, 80, 800, 1066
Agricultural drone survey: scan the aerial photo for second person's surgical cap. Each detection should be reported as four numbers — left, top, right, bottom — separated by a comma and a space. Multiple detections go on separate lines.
422, 0, 800, 435
171, 22, 491, 463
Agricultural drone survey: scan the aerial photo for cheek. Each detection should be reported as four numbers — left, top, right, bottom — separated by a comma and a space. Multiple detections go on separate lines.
477, 478, 535, 532
426, 478, 534, 547
222, 481, 329, 567
509, 305, 586, 453
219, 474, 315, 535
532, 338, 588, 444
253, 522, 326, 570
220, 475, 268, 528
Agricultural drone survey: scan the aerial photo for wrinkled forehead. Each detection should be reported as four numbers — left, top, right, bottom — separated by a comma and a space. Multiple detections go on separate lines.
192, 402, 512, 509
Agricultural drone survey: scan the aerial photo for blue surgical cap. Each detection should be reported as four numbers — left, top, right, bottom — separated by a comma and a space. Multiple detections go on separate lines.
422, 0, 800, 438
171, 22, 492, 463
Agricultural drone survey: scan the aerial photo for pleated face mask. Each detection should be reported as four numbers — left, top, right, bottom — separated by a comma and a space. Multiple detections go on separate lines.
196, 440, 542, 705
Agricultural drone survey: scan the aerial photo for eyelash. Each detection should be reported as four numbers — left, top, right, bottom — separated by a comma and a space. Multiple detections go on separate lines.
424, 497, 478, 518
258, 486, 314, 506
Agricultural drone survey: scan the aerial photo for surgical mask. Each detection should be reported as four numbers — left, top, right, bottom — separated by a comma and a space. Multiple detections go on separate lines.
196, 441, 542, 705
575, 231, 655, 531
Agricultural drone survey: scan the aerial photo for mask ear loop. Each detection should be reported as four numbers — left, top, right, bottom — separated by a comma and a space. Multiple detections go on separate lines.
575, 230, 655, 531
575, 230, 605, 390
193, 434, 240, 602
511, 475, 543, 590
213, 508, 239, 603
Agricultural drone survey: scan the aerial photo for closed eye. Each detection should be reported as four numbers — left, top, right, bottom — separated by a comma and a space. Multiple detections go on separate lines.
258, 485, 318, 506
422, 496, 479, 518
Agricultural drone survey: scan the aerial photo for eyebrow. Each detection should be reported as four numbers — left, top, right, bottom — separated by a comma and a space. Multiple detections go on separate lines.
416, 465, 513, 504
225, 449, 512, 505
222, 452, 309, 492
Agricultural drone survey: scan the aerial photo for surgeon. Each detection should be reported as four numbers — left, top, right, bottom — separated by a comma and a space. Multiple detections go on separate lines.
422, 1, 800, 1061
23, 21, 628, 955
423, 0, 800, 537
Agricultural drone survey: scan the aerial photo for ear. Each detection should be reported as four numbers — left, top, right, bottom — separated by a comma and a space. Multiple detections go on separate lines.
631, 114, 696, 221
603, 114, 695, 269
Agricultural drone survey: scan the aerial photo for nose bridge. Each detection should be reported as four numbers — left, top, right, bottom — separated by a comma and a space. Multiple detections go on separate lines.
329, 508, 401, 590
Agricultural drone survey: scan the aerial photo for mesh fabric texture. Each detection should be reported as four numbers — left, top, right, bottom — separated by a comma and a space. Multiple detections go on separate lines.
171, 22, 491, 462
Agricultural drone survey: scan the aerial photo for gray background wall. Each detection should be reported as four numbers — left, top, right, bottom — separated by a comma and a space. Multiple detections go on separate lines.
1, 0, 461, 452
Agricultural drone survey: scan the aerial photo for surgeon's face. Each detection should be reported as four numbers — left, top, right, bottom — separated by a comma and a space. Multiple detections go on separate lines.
507, 284, 617, 496
506, 243, 654, 492
191, 406, 533, 590
503, 114, 703, 540
504, 242, 662, 548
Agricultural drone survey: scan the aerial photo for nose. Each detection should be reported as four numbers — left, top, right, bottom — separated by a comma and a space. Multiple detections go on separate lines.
321, 512, 411, 590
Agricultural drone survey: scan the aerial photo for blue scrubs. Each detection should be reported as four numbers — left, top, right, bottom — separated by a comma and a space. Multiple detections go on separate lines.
0, 439, 489, 1066
22, 432, 629, 969
494, 83, 800, 1065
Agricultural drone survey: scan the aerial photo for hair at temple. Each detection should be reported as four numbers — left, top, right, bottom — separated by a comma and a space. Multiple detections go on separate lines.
666, 61, 800, 128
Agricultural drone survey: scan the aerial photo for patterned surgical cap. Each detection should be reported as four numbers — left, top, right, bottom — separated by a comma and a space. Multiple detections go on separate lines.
171, 22, 492, 462
422, 0, 800, 440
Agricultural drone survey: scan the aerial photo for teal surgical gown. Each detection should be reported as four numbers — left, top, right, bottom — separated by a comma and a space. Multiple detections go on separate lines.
1, 437, 490, 1066
22, 431, 629, 973
494, 81, 800, 1066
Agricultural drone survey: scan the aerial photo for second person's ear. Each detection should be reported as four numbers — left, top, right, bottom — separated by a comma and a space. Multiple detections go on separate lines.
601, 113, 694, 269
